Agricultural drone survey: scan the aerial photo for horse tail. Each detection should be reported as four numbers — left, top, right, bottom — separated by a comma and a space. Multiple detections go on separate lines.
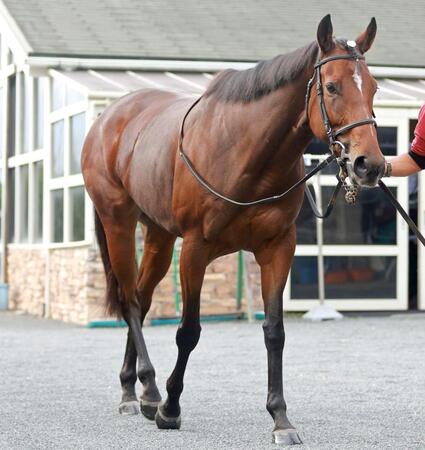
94, 209, 122, 318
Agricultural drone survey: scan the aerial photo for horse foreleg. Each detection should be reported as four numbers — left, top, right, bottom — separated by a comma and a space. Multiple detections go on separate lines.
135, 225, 176, 419
155, 236, 207, 430
254, 226, 302, 445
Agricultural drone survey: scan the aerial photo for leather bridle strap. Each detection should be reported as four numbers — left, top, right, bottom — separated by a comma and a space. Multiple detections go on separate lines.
305, 52, 377, 152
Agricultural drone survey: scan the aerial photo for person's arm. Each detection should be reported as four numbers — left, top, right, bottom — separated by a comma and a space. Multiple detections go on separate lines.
385, 153, 422, 177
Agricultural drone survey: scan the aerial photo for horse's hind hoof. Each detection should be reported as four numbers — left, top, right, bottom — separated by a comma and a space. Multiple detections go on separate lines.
155, 403, 181, 430
272, 429, 302, 445
140, 399, 160, 421
118, 400, 140, 416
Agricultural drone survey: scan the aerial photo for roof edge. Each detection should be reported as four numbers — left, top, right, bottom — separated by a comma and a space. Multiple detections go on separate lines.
27, 55, 425, 79
27, 55, 255, 73
0, 0, 32, 59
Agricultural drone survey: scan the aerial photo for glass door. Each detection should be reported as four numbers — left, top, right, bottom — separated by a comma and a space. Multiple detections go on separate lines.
284, 119, 409, 311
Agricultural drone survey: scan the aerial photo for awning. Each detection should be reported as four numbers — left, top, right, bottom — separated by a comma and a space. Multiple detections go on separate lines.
51, 69, 425, 106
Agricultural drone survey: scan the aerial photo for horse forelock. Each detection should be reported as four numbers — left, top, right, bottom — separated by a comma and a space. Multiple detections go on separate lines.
205, 41, 319, 103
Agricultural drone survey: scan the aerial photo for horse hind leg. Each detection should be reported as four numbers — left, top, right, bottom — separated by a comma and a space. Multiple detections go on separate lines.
94, 206, 163, 418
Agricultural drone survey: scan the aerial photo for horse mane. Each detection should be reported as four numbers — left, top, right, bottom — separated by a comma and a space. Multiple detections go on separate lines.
205, 41, 319, 102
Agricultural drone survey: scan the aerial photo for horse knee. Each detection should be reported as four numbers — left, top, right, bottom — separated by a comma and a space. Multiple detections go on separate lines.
176, 324, 201, 353
263, 320, 285, 352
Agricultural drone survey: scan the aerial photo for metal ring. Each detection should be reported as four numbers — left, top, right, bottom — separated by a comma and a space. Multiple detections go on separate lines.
332, 140, 346, 152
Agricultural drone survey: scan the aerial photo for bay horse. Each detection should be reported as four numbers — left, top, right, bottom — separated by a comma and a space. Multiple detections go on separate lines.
82, 15, 384, 445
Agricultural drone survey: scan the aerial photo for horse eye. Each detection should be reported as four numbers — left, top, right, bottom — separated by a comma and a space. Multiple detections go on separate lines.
326, 82, 337, 94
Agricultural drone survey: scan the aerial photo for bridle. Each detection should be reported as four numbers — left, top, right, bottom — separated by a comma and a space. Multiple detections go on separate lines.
177, 51, 425, 245
305, 52, 376, 157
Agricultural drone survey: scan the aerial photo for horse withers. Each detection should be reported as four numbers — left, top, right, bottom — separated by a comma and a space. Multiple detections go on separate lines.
82, 15, 384, 445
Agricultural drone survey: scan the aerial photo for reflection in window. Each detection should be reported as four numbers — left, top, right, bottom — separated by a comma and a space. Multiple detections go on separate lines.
324, 256, 396, 299
34, 78, 44, 149
291, 256, 318, 299
19, 165, 29, 242
34, 161, 43, 242
7, 168, 15, 242
51, 189, 64, 242
323, 186, 397, 245
52, 120, 64, 177
70, 113, 85, 174
377, 127, 397, 156
70, 186, 85, 241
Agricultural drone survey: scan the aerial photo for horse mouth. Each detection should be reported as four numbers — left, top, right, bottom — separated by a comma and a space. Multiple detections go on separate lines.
346, 163, 379, 188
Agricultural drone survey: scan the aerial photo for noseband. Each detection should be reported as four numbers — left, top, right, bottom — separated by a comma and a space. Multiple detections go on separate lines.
305, 52, 377, 158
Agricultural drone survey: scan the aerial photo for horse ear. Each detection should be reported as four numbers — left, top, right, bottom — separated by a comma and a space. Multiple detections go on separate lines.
356, 18, 377, 53
317, 14, 334, 53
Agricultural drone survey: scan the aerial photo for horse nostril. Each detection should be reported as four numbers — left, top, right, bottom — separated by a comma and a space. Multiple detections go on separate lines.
353, 156, 369, 178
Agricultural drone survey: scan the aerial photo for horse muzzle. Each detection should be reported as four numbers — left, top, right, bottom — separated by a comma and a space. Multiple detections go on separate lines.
351, 155, 385, 187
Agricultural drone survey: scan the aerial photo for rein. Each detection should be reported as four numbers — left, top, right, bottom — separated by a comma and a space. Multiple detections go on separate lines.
178, 52, 425, 246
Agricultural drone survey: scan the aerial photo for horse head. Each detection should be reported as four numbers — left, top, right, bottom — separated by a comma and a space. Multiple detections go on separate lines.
307, 14, 385, 187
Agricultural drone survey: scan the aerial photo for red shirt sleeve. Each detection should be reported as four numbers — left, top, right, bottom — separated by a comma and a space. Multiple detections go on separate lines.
411, 104, 425, 156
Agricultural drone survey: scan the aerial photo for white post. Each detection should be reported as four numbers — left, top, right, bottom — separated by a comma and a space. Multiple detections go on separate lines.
303, 165, 343, 321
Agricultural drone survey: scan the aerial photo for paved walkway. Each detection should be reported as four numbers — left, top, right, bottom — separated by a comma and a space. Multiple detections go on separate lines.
0, 312, 424, 449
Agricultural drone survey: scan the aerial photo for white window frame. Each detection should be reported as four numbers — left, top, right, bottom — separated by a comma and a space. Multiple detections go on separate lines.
46, 73, 90, 247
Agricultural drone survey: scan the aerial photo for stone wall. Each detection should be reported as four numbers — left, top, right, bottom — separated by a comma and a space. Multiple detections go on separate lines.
8, 247, 46, 317
7, 244, 264, 325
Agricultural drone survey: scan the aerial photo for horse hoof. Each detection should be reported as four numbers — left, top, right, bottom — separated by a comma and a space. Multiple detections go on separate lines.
140, 399, 160, 421
272, 429, 302, 445
155, 404, 181, 430
118, 400, 140, 416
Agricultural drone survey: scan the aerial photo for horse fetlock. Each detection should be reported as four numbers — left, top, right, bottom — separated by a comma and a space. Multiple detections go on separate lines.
120, 368, 137, 387
138, 365, 156, 384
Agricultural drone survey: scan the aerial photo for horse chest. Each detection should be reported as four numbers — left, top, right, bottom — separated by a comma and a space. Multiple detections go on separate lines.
202, 201, 300, 251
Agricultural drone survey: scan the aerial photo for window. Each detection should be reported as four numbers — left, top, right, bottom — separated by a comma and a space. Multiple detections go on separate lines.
7, 75, 16, 157
34, 78, 44, 149
70, 186, 85, 241
7, 168, 15, 242
34, 161, 43, 242
6, 74, 46, 244
20, 74, 30, 153
52, 120, 64, 177
48, 76, 88, 243
19, 165, 29, 242
51, 189, 64, 242
377, 127, 397, 156
51, 77, 84, 111
0, 87, 3, 159
70, 113, 85, 174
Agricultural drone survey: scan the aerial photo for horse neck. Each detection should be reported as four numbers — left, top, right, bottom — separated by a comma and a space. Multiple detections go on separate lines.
227, 70, 315, 187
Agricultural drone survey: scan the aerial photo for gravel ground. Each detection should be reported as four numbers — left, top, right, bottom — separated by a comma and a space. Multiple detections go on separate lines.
0, 312, 424, 450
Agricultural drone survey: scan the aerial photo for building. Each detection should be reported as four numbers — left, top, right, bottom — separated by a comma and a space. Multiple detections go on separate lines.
0, 1, 424, 324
